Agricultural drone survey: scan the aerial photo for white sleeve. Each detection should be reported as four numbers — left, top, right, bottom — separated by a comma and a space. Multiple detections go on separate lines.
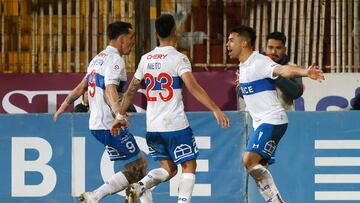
176, 55, 192, 76
263, 56, 280, 79
104, 58, 124, 86
134, 57, 145, 80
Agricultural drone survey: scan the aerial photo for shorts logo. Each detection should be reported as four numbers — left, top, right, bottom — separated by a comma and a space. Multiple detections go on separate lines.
174, 144, 193, 160
263, 140, 276, 156
105, 145, 125, 160
148, 146, 155, 153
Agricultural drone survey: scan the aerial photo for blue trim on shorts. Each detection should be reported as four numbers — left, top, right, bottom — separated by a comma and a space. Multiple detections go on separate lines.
246, 123, 287, 165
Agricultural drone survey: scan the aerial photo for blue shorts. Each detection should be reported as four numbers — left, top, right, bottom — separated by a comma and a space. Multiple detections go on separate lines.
246, 123, 288, 165
146, 127, 199, 165
90, 129, 140, 162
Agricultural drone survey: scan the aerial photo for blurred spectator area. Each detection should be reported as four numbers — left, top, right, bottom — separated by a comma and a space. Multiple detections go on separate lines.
0, 0, 359, 73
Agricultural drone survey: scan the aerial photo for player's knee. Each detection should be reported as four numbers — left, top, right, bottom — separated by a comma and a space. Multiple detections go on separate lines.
167, 166, 178, 179
181, 159, 197, 174
242, 156, 251, 170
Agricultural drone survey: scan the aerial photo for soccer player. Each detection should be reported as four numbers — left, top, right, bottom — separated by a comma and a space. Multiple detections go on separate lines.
226, 25, 324, 203
111, 14, 230, 203
53, 21, 152, 203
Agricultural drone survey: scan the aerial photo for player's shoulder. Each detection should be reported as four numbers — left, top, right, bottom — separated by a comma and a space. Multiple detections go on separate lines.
168, 50, 190, 65
253, 52, 277, 67
107, 52, 125, 67
254, 52, 269, 61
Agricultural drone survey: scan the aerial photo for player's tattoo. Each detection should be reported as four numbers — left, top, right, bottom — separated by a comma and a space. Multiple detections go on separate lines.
127, 79, 141, 97
65, 93, 78, 104
122, 157, 146, 183
81, 80, 88, 91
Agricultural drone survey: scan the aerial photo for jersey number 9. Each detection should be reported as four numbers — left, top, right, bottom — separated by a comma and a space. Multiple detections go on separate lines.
88, 70, 96, 97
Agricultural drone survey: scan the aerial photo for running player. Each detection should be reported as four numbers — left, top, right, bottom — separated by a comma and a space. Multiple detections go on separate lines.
54, 21, 152, 203
111, 14, 230, 203
226, 25, 324, 202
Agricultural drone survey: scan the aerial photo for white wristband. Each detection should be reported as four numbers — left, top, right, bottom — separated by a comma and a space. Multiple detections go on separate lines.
116, 113, 126, 121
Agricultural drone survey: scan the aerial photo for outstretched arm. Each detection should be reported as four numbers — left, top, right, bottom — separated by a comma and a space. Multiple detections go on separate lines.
273, 64, 325, 81
110, 77, 142, 135
53, 77, 88, 122
181, 72, 230, 128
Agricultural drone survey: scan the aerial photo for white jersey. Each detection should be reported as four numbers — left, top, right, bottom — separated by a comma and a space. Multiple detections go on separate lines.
86, 46, 127, 130
239, 51, 288, 129
134, 46, 191, 132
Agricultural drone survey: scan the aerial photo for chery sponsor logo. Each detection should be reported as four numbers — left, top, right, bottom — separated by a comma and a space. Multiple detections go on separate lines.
1, 90, 81, 113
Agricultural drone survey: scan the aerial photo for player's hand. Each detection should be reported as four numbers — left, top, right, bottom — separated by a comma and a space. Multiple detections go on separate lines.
110, 113, 132, 136
53, 110, 63, 123
213, 110, 230, 128
307, 64, 325, 81
111, 119, 129, 136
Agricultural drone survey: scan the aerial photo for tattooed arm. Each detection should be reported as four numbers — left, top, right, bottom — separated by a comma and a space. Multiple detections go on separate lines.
104, 84, 121, 117
53, 77, 88, 122
119, 77, 142, 115
111, 77, 142, 135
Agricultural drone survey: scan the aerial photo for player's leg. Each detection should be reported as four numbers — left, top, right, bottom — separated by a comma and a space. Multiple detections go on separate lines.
243, 123, 287, 203
125, 131, 176, 203
122, 153, 154, 203
85, 130, 144, 202
125, 160, 176, 203
244, 152, 283, 202
165, 127, 198, 203
178, 159, 196, 203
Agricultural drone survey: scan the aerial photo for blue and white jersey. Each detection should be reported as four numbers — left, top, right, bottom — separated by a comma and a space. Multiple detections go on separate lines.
134, 46, 191, 132
86, 46, 127, 130
239, 51, 288, 129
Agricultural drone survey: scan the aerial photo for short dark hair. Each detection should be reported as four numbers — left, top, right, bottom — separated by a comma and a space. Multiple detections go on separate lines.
107, 21, 132, 40
155, 14, 175, 39
229, 25, 256, 47
266, 31, 286, 45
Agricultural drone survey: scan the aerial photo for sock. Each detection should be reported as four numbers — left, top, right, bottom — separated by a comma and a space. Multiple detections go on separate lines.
177, 173, 195, 203
248, 164, 284, 203
93, 171, 129, 200
139, 168, 169, 190
139, 189, 153, 203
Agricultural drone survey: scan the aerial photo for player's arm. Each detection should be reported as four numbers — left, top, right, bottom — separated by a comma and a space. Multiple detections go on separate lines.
104, 84, 121, 116
273, 64, 324, 81
181, 72, 230, 128
119, 77, 142, 115
53, 77, 88, 122
110, 77, 142, 136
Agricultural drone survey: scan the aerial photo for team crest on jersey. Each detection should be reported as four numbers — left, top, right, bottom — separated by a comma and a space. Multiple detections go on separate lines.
263, 140, 277, 156
174, 144, 193, 160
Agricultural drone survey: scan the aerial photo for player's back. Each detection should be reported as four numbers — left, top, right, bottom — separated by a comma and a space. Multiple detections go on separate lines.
87, 46, 126, 130
135, 46, 191, 132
